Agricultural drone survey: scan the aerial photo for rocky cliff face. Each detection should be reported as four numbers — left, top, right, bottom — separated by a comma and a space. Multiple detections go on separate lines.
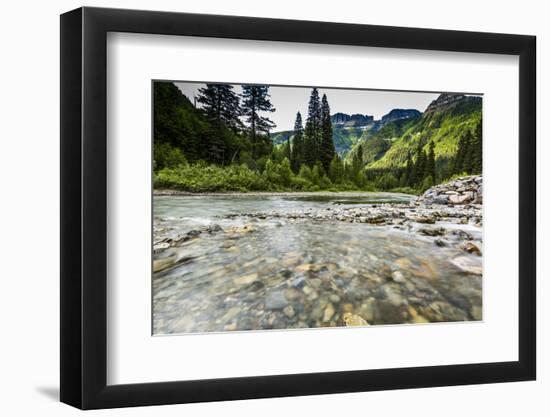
380, 108, 421, 125
417, 175, 482, 205
331, 112, 374, 126
424, 93, 467, 113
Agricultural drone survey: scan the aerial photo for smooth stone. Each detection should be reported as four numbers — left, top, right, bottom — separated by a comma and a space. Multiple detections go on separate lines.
471, 305, 482, 320
221, 307, 241, 323
450, 256, 483, 275
391, 270, 406, 283
233, 273, 258, 285
265, 291, 288, 310
323, 303, 335, 322
283, 305, 295, 318
461, 242, 482, 256
343, 313, 369, 326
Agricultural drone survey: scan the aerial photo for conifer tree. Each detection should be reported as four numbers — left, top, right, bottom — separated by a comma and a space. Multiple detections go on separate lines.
470, 120, 482, 174
404, 151, 414, 187
329, 155, 345, 184
352, 144, 364, 174
453, 131, 471, 175
425, 141, 436, 182
319, 94, 336, 171
461, 130, 474, 174
304, 88, 322, 166
291, 112, 304, 173
196, 84, 242, 131
241, 85, 276, 158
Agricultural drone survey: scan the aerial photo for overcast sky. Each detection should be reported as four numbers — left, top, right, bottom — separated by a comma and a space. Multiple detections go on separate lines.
175, 81, 440, 132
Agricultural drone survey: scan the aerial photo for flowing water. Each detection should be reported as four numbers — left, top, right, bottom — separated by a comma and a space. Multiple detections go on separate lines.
153, 193, 482, 334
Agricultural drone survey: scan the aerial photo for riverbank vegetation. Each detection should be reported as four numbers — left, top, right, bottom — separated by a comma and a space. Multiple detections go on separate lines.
153, 82, 481, 194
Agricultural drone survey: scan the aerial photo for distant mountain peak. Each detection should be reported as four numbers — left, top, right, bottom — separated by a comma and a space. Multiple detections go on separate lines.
331, 113, 374, 126
380, 109, 421, 124
425, 93, 467, 113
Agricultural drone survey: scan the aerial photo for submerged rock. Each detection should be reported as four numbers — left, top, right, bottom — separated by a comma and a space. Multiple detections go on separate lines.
450, 256, 482, 275
343, 313, 369, 326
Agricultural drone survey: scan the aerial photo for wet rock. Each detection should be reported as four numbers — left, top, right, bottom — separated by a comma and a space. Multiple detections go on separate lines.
206, 224, 223, 233
283, 305, 295, 318
295, 263, 313, 273
323, 303, 335, 322
434, 238, 448, 247
450, 256, 482, 275
233, 273, 259, 286
470, 305, 482, 320
450, 229, 474, 240
343, 313, 369, 326
418, 227, 446, 236
461, 242, 482, 256
391, 270, 406, 283
290, 276, 306, 288
221, 307, 241, 323
265, 291, 288, 310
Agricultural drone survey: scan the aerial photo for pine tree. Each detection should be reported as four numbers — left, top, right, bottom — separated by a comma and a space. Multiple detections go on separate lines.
413, 145, 427, 186
291, 112, 304, 173
404, 151, 414, 187
462, 130, 473, 174
241, 85, 276, 158
470, 120, 482, 174
319, 94, 336, 172
303, 88, 322, 166
329, 155, 345, 184
196, 84, 242, 131
453, 131, 471, 175
352, 144, 364, 174
425, 141, 436, 182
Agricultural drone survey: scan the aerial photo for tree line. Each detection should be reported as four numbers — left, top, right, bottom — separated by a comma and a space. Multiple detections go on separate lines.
154, 82, 482, 194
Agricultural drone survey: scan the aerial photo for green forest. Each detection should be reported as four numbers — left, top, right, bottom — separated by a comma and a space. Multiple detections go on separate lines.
153, 82, 482, 194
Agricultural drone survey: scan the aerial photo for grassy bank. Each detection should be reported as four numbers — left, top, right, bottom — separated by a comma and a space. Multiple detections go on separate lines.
154, 161, 421, 194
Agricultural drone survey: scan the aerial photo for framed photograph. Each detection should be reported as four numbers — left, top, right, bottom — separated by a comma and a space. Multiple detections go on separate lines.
60, 7, 536, 409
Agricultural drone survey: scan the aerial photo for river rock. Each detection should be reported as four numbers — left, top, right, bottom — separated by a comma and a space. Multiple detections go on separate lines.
343, 313, 369, 326
461, 242, 482, 256
283, 305, 295, 318
233, 273, 259, 285
265, 291, 288, 310
323, 303, 335, 322
450, 256, 482, 275
418, 227, 446, 236
391, 270, 406, 283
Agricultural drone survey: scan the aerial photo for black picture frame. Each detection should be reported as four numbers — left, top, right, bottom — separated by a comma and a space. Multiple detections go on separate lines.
60, 6, 536, 410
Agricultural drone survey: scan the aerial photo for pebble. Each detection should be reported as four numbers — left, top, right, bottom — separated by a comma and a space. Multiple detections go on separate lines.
323, 303, 335, 322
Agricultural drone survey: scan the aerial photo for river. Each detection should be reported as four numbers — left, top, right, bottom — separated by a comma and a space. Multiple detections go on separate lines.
153, 192, 482, 334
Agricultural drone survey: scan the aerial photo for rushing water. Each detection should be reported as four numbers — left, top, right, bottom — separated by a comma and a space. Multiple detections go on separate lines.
153, 193, 482, 334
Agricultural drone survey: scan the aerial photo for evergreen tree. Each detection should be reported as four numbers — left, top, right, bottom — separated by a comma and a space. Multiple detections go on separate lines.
319, 94, 336, 171
351, 144, 364, 175
425, 141, 436, 182
470, 120, 482, 174
329, 155, 345, 184
404, 151, 414, 187
241, 85, 276, 158
412, 145, 427, 186
291, 112, 304, 173
196, 84, 242, 131
303, 88, 322, 166
453, 131, 470, 175
462, 130, 474, 174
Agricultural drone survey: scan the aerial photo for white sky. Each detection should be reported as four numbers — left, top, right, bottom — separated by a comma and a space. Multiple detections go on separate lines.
175, 81, 440, 131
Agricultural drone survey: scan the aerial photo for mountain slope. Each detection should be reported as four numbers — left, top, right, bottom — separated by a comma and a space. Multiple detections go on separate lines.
271, 108, 421, 157
368, 95, 482, 177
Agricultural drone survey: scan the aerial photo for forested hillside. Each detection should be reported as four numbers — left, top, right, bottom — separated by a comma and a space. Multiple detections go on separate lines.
153, 82, 482, 193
